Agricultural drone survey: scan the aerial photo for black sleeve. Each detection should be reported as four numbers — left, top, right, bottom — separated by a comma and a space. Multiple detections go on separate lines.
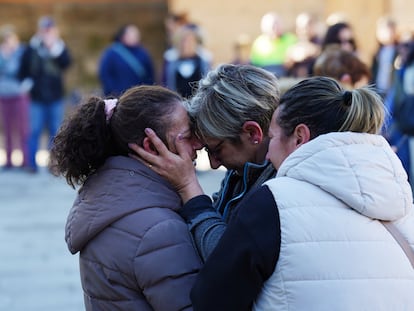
179, 195, 227, 261
179, 195, 215, 220
55, 47, 72, 69
18, 47, 30, 80
190, 185, 280, 311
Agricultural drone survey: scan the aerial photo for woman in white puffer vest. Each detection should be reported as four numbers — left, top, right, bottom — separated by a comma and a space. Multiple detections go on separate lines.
191, 76, 414, 311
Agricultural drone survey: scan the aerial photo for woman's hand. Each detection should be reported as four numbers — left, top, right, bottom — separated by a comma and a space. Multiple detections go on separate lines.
129, 128, 204, 203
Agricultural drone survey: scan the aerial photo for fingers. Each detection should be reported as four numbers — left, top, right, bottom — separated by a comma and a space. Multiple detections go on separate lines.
128, 142, 143, 158
128, 128, 166, 166
128, 150, 140, 162
144, 128, 169, 155
128, 142, 159, 167
128, 151, 158, 172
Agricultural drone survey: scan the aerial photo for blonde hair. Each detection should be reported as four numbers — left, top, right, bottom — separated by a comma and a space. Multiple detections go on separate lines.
340, 87, 384, 133
189, 63, 280, 141
313, 46, 370, 86
277, 76, 385, 138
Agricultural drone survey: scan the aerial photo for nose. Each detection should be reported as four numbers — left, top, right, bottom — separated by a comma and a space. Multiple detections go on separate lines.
208, 154, 222, 169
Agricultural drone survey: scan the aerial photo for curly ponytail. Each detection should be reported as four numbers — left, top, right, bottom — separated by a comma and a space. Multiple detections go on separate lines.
49, 97, 113, 188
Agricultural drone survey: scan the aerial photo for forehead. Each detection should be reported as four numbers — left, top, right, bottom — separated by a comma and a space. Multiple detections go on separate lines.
202, 136, 222, 146
125, 25, 138, 34
169, 103, 190, 130
339, 27, 353, 37
269, 109, 286, 139
270, 108, 280, 128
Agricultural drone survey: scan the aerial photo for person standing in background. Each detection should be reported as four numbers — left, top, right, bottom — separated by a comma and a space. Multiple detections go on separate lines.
162, 23, 211, 98
19, 16, 71, 173
0, 24, 32, 170
321, 21, 358, 54
285, 12, 322, 78
370, 16, 403, 159
231, 33, 252, 65
98, 24, 155, 97
313, 45, 371, 89
383, 40, 414, 184
164, 12, 189, 49
371, 16, 399, 98
250, 12, 297, 77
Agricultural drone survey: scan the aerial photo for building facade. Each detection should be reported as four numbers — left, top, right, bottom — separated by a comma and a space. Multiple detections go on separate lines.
0, 0, 412, 94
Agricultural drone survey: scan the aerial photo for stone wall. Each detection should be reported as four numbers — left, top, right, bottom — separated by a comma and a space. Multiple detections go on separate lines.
171, 0, 413, 67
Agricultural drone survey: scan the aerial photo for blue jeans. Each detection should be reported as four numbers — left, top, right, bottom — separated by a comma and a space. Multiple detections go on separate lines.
28, 100, 64, 170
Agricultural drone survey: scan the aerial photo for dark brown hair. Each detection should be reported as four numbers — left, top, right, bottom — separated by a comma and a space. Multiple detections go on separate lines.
313, 46, 371, 85
322, 22, 357, 52
49, 85, 182, 188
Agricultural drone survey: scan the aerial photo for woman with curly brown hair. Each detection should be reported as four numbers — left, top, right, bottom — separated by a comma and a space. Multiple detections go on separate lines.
49, 85, 202, 310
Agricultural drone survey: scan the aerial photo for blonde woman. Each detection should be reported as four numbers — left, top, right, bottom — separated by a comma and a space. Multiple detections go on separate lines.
192, 76, 414, 310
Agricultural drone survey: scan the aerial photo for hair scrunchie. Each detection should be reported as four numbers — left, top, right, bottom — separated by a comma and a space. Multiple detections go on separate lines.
104, 98, 118, 122
342, 90, 352, 107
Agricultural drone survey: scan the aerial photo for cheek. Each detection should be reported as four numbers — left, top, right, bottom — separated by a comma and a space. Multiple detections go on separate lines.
182, 140, 196, 155
267, 137, 292, 169
267, 138, 279, 162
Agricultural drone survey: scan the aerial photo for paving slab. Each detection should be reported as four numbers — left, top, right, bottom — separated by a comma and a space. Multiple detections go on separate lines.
0, 161, 225, 311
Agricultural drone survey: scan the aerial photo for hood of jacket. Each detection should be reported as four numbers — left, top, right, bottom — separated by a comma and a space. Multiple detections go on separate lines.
65, 156, 181, 254
277, 132, 412, 221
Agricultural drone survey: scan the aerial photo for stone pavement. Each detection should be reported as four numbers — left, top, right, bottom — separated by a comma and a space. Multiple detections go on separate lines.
0, 157, 225, 311
0, 167, 83, 311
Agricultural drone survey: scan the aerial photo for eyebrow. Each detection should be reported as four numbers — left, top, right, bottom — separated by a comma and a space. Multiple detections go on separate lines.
179, 128, 192, 137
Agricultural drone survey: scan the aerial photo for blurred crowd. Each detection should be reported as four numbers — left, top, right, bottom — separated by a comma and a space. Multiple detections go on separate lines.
0, 11, 414, 180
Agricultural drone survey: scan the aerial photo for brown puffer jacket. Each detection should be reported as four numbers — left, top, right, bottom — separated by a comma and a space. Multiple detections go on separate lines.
65, 156, 202, 310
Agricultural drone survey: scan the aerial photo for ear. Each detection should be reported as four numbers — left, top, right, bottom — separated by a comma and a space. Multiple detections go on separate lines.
293, 124, 311, 148
142, 137, 159, 155
242, 121, 264, 145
